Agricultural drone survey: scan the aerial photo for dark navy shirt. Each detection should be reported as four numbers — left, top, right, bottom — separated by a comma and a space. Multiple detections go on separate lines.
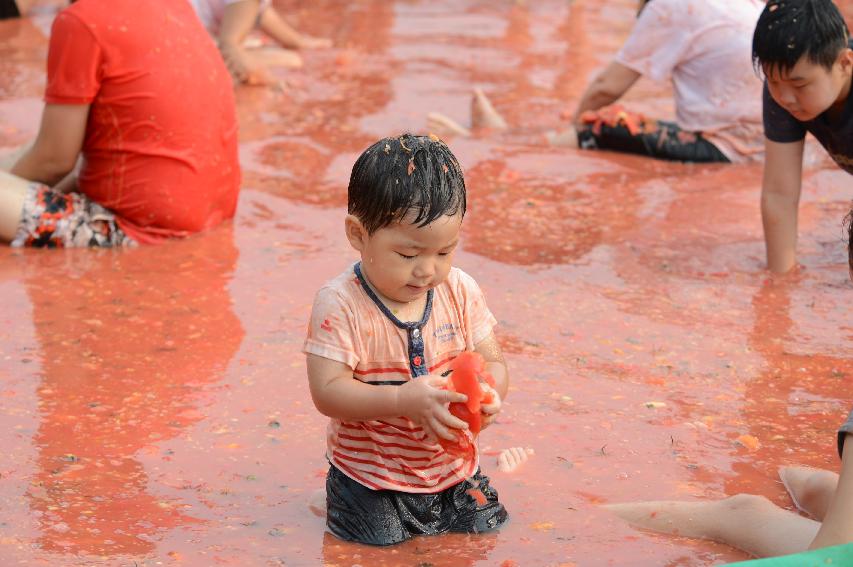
762, 52, 853, 175
839, 408, 853, 458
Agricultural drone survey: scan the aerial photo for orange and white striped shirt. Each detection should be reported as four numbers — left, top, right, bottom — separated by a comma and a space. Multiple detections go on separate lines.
304, 264, 497, 493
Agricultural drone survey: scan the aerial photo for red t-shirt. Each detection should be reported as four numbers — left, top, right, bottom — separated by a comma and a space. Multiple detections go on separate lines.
45, 0, 240, 244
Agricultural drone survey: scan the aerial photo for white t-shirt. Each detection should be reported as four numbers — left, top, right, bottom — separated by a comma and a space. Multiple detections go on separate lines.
188, 0, 270, 35
616, 0, 765, 162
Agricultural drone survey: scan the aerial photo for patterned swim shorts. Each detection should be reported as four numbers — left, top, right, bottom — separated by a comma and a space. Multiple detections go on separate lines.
11, 184, 136, 248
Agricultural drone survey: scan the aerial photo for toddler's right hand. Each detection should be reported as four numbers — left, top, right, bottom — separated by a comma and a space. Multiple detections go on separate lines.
396, 375, 468, 443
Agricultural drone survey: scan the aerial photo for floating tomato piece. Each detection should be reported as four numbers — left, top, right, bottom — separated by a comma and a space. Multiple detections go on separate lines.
437, 352, 497, 454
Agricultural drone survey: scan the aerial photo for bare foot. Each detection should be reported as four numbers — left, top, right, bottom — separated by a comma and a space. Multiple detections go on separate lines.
778, 466, 838, 520
426, 112, 472, 138
471, 88, 508, 131
545, 127, 579, 148
497, 447, 534, 473
308, 489, 326, 518
297, 35, 333, 50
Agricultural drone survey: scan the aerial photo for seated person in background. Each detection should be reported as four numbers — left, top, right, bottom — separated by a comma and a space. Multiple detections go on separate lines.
752, 0, 853, 273
189, 0, 332, 86
605, 211, 853, 557
0, 0, 240, 248
428, 0, 765, 164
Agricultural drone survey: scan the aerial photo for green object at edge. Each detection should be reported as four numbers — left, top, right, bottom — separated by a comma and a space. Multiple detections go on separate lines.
725, 543, 853, 566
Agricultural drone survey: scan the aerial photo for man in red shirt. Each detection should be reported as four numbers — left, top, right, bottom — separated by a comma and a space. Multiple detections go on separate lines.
0, 0, 240, 247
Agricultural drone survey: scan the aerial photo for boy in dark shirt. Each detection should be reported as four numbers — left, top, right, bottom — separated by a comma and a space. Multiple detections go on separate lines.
752, 0, 853, 273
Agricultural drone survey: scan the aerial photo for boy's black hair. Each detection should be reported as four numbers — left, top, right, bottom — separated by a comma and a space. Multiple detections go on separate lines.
753, 0, 850, 75
348, 134, 466, 234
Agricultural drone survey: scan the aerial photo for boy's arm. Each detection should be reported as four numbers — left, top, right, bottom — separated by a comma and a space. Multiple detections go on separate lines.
474, 331, 508, 401
761, 138, 805, 273
572, 61, 641, 125
809, 434, 853, 549
10, 103, 89, 186
307, 354, 468, 440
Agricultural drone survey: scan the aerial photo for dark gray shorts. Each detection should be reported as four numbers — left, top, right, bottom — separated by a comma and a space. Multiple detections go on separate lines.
325, 464, 508, 546
577, 109, 730, 163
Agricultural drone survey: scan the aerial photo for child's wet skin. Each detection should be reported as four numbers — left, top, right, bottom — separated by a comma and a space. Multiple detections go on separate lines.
1, 0, 853, 565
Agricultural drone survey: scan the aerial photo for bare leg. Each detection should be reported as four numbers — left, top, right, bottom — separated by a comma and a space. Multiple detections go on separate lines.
0, 170, 30, 242
779, 466, 838, 521
545, 126, 580, 148
258, 7, 332, 50
604, 494, 820, 558
470, 88, 508, 131
0, 144, 29, 171
217, 0, 278, 86
426, 88, 508, 138
426, 112, 472, 138
244, 47, 303, 70
497, 447, 534, 473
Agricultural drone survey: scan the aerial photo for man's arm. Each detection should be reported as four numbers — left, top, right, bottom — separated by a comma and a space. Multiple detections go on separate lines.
572, 61, 641, 125
10, 103, 89, 187
809, 434, 853, 549
761, 138, 805, 273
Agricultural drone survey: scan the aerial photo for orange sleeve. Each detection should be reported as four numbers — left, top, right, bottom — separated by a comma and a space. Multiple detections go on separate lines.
303, 286, 361, 370
45, 11, 102, 104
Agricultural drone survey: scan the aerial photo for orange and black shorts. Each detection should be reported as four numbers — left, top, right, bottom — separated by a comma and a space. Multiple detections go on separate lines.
11, 184, 136, 248
577, 107, 730, 163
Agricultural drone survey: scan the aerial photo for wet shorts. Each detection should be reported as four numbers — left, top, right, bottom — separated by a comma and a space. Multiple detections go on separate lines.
0, 0, 19, 19
325, 464, 508, 546
577, 107, 730, 163
12, 184, 136, 248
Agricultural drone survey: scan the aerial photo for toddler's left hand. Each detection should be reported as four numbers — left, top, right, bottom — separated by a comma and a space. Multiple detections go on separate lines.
479, 383, 501, 430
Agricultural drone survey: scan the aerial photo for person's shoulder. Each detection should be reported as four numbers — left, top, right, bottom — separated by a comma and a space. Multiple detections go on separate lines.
312, 264, 362, 308
443, 266, 485, 296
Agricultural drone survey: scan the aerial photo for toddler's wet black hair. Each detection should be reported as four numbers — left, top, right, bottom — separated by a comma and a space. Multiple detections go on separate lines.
348, 134, 466, 234
753, 0, 850, 75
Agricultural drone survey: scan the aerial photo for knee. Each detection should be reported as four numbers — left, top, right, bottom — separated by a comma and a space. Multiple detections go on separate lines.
801, 470, 837, 510
719, 493, 773, 515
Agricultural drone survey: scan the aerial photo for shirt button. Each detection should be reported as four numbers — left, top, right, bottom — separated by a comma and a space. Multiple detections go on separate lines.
412, 328, 420, 338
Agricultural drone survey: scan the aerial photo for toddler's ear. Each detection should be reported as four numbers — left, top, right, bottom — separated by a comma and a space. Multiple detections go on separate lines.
344, 215, 368, 252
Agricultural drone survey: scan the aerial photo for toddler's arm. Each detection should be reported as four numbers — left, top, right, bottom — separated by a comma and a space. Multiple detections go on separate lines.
307, 354, 469, 442
474, 331, 508, 430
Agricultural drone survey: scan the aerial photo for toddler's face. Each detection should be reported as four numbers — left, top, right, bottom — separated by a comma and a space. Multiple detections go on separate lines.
358, 211, 462, 305
765, 49, 853, 122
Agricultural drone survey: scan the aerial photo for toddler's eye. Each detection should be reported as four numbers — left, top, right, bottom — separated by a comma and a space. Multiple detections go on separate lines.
398, 253, 416, 260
